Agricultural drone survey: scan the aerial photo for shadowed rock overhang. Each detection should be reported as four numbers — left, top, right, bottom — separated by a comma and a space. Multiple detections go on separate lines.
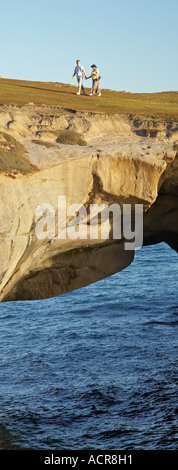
0, 107, 177, 302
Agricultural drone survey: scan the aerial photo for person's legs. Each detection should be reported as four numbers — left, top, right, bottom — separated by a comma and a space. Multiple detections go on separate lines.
94, 80, 101, 96
77, 77, 82, 94
89, 79, 96, 95
93, 80, 97, 94
77, 77, 85, 94
97, 81, 101, 95
81, 81, 86, 94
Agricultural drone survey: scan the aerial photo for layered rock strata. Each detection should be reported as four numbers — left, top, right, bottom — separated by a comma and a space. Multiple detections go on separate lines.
0, 106, 177, 302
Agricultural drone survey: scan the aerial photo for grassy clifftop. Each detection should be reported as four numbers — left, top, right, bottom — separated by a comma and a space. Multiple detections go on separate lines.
0, 78, 178, 119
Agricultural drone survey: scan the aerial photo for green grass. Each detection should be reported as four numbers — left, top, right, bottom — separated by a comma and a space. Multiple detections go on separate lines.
0, 131, 37, 174
32, 139, 55, 148
0, 78, 178, 119
56, 130, 86, 146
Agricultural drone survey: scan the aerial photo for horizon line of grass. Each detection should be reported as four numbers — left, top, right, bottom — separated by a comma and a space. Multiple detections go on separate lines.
0, 78, 178, 120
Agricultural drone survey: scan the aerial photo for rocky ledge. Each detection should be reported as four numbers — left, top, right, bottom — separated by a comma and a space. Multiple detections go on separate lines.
0, 106, 177, 302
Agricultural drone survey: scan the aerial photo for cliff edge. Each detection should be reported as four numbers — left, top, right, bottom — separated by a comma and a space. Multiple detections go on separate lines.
0, 105, 177, 302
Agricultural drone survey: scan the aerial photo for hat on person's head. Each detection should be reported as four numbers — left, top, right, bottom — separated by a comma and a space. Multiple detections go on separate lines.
91, 64, 97, 68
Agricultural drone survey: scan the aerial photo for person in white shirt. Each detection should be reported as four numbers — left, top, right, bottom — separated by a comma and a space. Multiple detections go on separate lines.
72, 60, 87, 95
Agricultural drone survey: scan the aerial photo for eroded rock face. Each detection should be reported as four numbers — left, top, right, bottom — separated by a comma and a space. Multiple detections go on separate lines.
0, 107, 177, 302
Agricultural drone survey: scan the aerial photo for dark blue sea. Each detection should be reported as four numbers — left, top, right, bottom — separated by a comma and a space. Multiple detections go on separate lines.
0, 243, 177, 451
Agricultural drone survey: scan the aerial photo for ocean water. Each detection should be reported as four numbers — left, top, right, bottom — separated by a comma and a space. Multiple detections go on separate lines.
0, 243, 177, 451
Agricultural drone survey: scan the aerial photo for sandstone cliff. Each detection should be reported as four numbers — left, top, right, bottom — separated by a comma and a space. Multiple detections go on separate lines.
0, 105, 177, 302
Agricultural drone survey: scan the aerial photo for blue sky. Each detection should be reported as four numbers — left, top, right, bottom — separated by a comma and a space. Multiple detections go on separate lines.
0, 0, 177, 92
